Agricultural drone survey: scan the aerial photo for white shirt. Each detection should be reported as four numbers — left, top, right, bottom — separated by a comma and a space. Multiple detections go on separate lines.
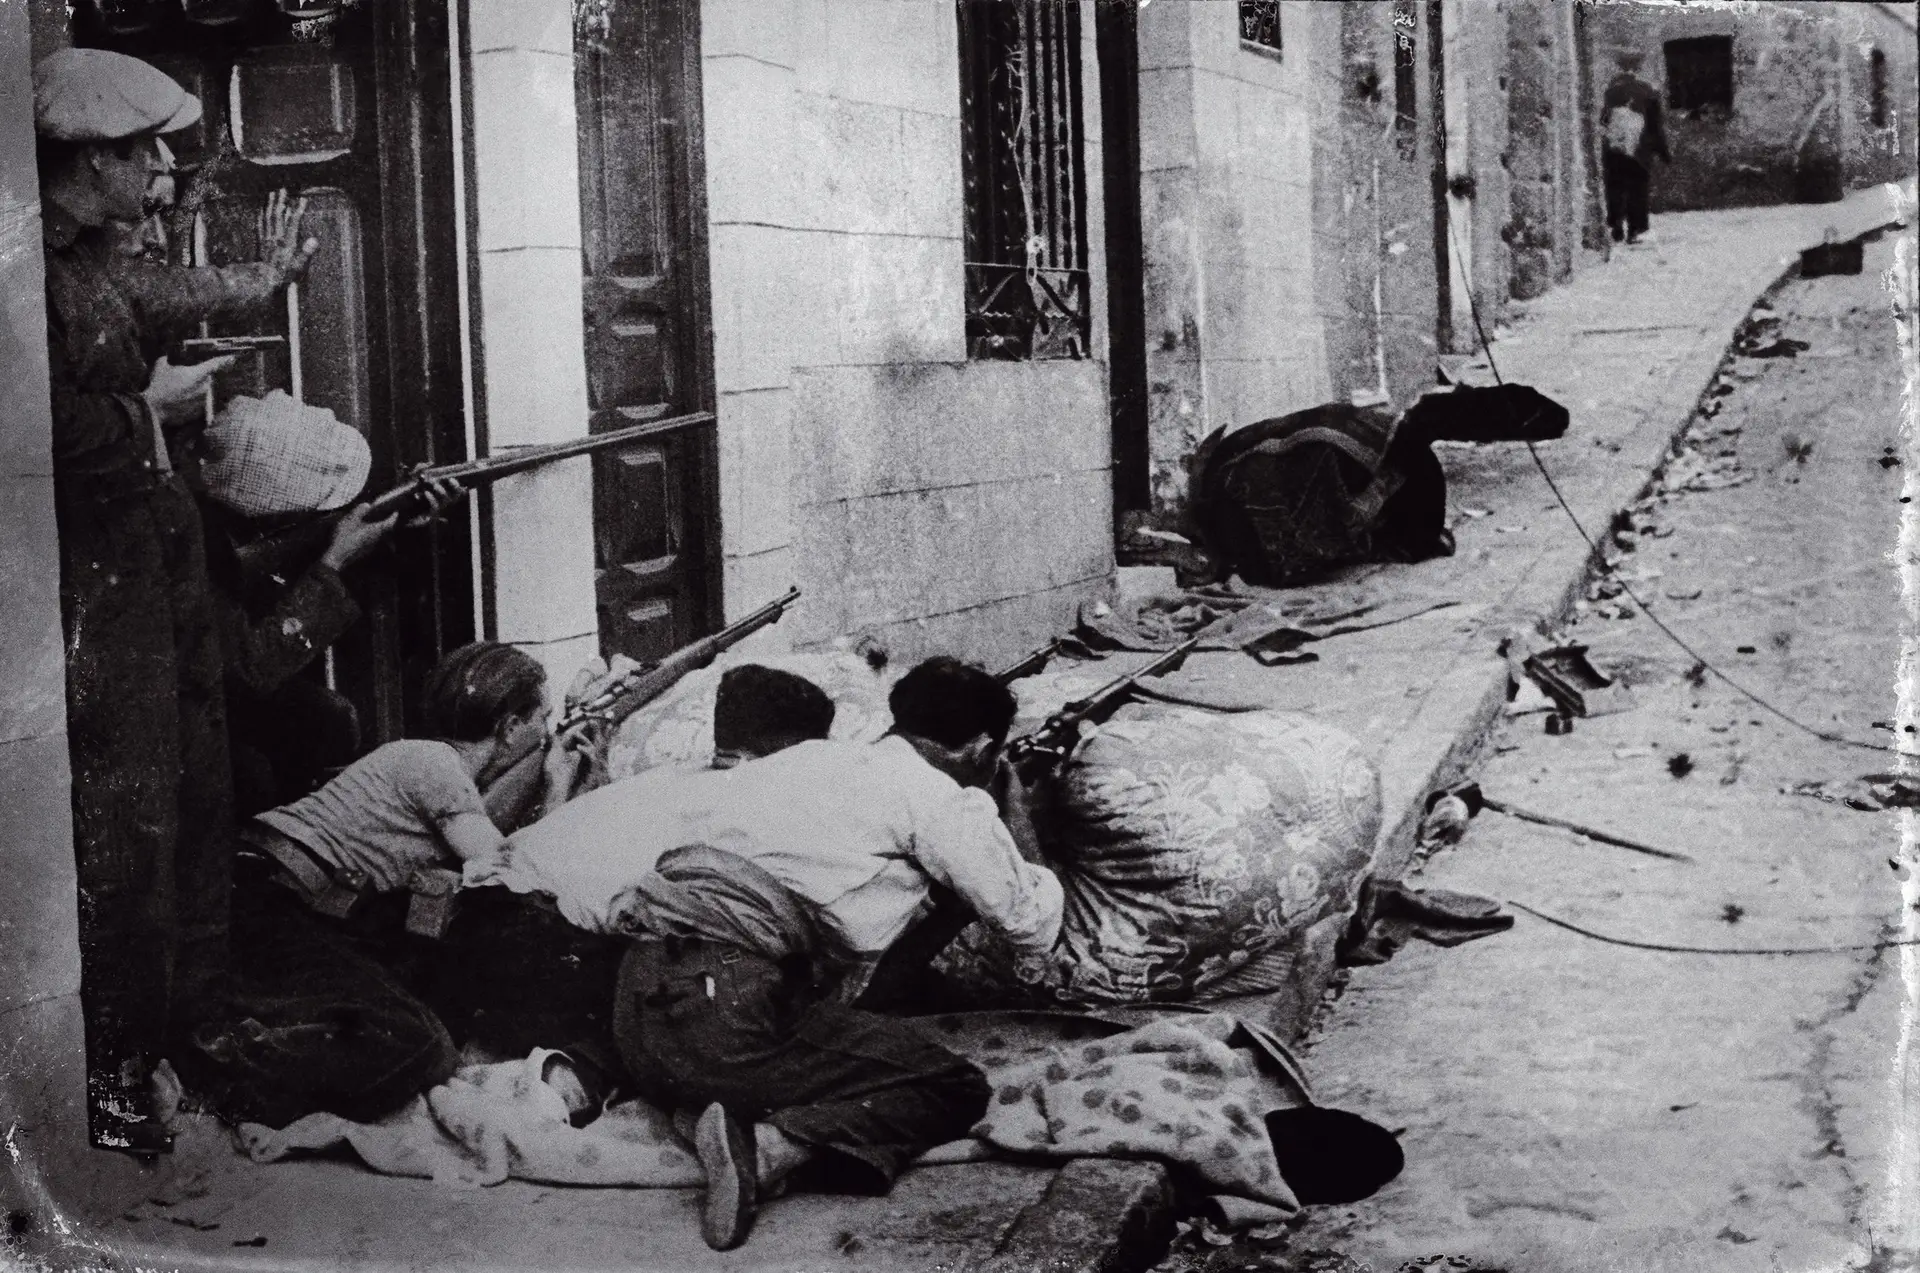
474, 736, 1064, 960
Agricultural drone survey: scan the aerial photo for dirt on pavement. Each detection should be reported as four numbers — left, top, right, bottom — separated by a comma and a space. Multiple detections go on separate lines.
1151, 228, 1919, 1273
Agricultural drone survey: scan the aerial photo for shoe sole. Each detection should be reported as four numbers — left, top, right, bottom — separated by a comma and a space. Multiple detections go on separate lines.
694, 1103, 755, 1251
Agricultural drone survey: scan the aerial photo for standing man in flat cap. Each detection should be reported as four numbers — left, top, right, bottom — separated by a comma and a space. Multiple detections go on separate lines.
35, 46, 318, 1154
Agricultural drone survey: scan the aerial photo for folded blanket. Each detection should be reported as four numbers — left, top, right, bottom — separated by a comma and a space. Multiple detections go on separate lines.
238, 1012, 1326, 1221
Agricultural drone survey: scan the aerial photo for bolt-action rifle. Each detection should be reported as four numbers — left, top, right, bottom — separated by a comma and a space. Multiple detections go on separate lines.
228, 411, 715, 596
557, 587, 803, 733
479, 587, 803, 824
1002, 635, 1201, 779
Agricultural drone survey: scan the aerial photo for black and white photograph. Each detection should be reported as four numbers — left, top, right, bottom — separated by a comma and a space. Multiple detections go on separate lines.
1, 0, 1916, 1269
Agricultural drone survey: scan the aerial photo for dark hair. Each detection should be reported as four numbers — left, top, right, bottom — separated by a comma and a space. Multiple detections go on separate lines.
36, 135, 141, 184
888, 657, 1017, 749
714, 665, 836, 754
420, 642, 546, 742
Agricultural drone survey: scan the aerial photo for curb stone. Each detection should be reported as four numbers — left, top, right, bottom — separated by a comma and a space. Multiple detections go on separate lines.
1368, 205, 1913, 887
982, 1159, 1176, 1273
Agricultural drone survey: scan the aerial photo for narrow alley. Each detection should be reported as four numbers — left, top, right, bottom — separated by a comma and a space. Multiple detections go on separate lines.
1156, 226, 1919, 1273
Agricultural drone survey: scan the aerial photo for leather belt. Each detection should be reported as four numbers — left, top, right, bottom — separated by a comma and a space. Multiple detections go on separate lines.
239, 821, 370, 919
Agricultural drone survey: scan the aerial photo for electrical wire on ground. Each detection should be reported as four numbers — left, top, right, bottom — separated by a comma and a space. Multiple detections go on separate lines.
1508, 900, 1920, 956
1444, 216, 1905, 758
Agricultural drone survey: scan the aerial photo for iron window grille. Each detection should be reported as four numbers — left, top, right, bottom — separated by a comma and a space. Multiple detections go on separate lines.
959, 0, 1091, 362
1664, 35, 1734, 115
1239, 1, 1281, 55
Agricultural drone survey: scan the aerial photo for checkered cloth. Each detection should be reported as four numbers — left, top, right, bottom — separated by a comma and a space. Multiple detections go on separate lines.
202, 390, 370, 516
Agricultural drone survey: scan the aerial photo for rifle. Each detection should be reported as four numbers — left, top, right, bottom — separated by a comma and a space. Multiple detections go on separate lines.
994, 638, 1065, 684
482, 587, 802, 827
1002, 635, 1201, 778
229, 411, 716, 597
558, 587, 803, 732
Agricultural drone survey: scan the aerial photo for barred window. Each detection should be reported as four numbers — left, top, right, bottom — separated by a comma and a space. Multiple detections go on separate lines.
958, 1, 1091, 362
1239, 1, 1281, 55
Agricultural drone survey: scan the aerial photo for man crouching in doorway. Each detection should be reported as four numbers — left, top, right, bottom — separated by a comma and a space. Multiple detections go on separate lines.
610, 657, 1063, 1250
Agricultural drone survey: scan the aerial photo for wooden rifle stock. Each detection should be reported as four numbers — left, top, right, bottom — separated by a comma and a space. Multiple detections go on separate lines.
481, 588, 803, 823
1003, 635, 1201, 776
558, 587, 803, 732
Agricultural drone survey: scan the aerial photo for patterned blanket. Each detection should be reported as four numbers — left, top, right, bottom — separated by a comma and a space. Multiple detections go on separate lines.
238, 1011, 1318, 1222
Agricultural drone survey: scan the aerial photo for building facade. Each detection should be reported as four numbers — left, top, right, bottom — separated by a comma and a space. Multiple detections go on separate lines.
7, 0, 1896, 1189
1584, 0, 1920, 211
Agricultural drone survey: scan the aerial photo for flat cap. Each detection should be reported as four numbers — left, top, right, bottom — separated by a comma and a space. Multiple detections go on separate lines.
33, 48, 201, 143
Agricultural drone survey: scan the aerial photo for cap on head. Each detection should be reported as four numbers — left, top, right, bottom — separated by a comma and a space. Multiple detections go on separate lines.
33, 48, 201, 143
200, 391, 371, 517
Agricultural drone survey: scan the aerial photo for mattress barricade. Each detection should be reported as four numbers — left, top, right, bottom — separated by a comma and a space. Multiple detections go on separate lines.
937, 665, 1382, 1012
592, 641, 1382, 1023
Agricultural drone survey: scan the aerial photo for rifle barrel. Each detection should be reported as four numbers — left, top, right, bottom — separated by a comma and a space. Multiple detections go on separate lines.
367, 411, 716, 516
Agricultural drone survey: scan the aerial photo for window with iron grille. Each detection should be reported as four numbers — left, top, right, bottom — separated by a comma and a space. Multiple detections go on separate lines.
958, 0, 1091, 362
1239, 1, 1281, 55
1664, 35, 1733, 114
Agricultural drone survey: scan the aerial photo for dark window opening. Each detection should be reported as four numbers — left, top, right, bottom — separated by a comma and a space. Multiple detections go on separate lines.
1239, 0, 1281, 55
1870, 48, 1888, 128
1664, 35, 1733, 114
958, 0, 1091, 362
1391, 0, 1418, 155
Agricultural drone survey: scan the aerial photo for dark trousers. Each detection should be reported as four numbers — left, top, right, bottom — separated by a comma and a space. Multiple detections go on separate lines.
229, 677, 361, 818
419, 886, 627, 1074
1604, 151, 1651, 240
179, 857, 458, 1129
613, 938, 990, 1193
56, 476, 235, 1141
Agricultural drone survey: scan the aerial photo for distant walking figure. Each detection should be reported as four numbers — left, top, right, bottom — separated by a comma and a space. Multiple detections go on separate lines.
1601, 50, 1671, 245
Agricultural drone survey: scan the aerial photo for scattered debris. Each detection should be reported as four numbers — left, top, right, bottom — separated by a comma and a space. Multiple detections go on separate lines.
1458, 507, 1493, 519
1720, 752, 1745, 786
232, 1236, 268, 1248
1782, 774, 1920, 812
1782, 433, 1814, 464
1743, 337, 1811, 359
1716, 1225, 1757, 1245
1720, 903, 1745, 925
1669, 1103, 1697, 1112
1685, 661, 1708, 688
1417, 794, 1475, 849
1736, 645, 1757, 654
1510, 637, 1635, 719
1469, 786, 1695, 863
1665, 586, 1703, 601
1667, 753, 1695, 779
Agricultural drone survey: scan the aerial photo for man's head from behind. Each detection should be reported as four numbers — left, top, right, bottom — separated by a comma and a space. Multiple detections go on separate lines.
887, 657, 1017, 788
713, 665, 836, 768
1614, 48, 1646, 74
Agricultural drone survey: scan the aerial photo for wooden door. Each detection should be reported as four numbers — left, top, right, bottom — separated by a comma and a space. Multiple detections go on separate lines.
574, 0, 720, 663
83, 0, 470, 743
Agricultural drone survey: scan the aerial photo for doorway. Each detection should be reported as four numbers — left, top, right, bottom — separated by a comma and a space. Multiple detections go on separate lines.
1096, 0, 1151, 540
74, 0, 472, 742
573, 0, 721, 662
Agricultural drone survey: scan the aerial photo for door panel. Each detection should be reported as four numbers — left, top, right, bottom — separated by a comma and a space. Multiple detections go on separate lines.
83, 0, 470, 744
575, 0, 719, 664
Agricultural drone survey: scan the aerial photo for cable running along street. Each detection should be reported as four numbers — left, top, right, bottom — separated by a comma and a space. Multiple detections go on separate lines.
1443, 215, 1905, 758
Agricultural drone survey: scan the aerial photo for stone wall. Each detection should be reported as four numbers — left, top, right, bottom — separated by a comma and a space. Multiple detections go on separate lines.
700, 0, 1114, 668
1584, 1, 1919, 213
1506, 0, 1591, 298
0, 0, 91, 1202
